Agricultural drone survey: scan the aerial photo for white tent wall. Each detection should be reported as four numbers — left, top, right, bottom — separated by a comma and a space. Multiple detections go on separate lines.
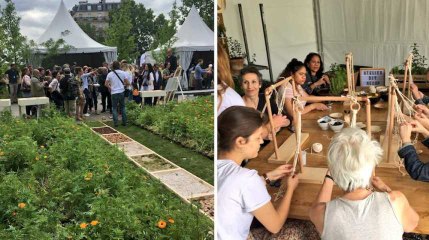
222, 0, 318, 81
321, 0, 429, 82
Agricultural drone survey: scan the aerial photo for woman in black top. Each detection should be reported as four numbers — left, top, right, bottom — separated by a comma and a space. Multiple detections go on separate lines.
302, 52, 330, 95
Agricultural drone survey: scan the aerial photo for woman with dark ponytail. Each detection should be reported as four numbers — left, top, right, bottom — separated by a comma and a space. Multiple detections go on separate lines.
217, 106, 299, 239
278, 59, 328, 124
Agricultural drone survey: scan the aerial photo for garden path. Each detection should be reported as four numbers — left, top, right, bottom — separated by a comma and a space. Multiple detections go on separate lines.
89, 123, 214, 219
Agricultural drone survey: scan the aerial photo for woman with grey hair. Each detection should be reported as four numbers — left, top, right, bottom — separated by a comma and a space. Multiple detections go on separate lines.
309, 128, 419, 240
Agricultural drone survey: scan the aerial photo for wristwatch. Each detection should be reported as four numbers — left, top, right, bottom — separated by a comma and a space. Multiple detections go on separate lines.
262, 173, 271, 184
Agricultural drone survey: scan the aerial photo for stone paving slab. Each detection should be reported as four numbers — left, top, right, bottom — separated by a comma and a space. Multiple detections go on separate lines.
152, 168, 214, 200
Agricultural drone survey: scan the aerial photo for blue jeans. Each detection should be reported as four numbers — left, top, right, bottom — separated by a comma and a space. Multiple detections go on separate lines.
111, 92, 126, 126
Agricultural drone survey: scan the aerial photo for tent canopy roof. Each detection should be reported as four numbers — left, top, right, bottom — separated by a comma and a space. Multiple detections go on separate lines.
35, 0, 116, 54
172, 5, 214, 52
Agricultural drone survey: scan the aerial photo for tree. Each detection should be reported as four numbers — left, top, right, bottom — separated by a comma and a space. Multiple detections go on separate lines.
39, 38, 73, 68
178, 0, 214, 30
105, 0, 135, 62
0, 0, 27, 65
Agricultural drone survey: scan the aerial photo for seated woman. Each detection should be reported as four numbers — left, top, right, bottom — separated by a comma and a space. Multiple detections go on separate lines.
302, 52, 330, 95
217, 40, 244, 116
310, 128, 419, 239
398, 114, 429, 181
240, 66, 290, 135
217, 106, 298, 240
278, 59, 328, 123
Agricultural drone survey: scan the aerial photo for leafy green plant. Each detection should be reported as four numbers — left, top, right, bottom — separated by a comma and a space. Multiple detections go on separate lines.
391, 43, 428, 75
127, 96, 214, 157
0, 110, 213, 238
328, 63, 347, 95
227, 37, 246, 59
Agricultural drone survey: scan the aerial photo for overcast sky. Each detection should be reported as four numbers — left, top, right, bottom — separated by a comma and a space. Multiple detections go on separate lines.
2, 0, 175, 41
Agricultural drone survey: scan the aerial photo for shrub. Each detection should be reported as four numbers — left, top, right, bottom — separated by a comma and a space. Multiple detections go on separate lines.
0, 111, 213, 239
127, 96, 214, 157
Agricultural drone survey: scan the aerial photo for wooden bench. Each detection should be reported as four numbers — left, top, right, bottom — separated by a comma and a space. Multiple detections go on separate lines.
0, 99, 11, 112
140, 76, 181, 107
18, 97, 49, 119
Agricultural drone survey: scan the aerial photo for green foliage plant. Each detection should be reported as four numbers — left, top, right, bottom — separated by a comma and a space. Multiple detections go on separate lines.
0, 109, 213, 239
126, 96, 214, 157
227, 37, 246, 59
328, 63, 347, 96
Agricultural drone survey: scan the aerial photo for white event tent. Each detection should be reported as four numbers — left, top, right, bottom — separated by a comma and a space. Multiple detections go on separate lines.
32, 0, 117, 65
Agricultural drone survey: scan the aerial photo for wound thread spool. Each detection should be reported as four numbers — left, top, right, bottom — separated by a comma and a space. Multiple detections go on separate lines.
312, 143, 323, 153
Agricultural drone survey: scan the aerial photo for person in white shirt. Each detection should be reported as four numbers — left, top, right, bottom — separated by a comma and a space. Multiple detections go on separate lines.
105, 61, 130, 127
48, 71, 63, 110
217, 40, 245, 116
217, 106, 299, 240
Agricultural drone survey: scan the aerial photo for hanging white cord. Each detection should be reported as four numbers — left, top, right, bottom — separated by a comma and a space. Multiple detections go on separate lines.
292, 96, 304, 174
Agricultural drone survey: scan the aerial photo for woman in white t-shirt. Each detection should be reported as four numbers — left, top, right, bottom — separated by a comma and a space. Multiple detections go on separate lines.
217, 106, 299, 240
278, 59, 328, 123
217, 40, 245, 116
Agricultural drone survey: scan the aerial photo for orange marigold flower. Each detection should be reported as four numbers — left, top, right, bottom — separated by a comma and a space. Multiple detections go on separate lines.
18, 203, 26, 209
84, 172, 93, 181
168, 218, 174, 224
80, 222, 88, 229
157, 220, 167, 229
90, 220, 99, 226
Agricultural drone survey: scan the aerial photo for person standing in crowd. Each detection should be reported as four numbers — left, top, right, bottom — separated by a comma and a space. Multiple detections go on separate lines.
60, 67, 77, 118
98, 67, 111, 113
162, 62, 172, 89
88, 69, 99, 115
194, 59, 210, 90
20, 67, 33, 117
121, 61, 133, 102
74, 67, 85, 121
142, 63, 155, 105
81, 67, 94, 117
164, 48, 177, 73
153, 63, 162, 105
4, 63, 19, 104
30, 69, 47, 117
204, 63, 213, 89
49, 71, 63, 110
105, 61, 129, 127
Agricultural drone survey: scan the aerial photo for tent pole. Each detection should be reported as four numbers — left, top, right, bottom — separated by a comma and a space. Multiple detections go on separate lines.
313, 0, 324, 59
259, 4, 274, 83
238, 4, 250, 64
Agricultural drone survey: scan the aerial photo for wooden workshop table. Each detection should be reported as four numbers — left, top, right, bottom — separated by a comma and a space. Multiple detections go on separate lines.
247, 102, 429, 234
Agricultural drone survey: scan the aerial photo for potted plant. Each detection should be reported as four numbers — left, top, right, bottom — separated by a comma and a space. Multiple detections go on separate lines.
391, 43, 428, 89
328, 63, 347, 96
227, 37, 246, 76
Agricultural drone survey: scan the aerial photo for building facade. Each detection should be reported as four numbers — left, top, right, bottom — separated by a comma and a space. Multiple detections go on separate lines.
71, 0, 120, 33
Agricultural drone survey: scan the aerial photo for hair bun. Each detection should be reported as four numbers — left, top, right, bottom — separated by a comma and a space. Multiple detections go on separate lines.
291, 58, 298, 63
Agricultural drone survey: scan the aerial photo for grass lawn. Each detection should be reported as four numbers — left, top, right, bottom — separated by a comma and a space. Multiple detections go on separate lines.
105, 122, 214, 185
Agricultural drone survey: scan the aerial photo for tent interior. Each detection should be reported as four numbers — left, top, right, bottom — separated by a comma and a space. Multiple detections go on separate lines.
40, 52, 106, 69
221, 0, 429, 84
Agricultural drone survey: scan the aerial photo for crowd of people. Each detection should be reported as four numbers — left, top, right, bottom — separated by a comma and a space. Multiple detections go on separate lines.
2, 48, 214, 126
217, 39, 425, 239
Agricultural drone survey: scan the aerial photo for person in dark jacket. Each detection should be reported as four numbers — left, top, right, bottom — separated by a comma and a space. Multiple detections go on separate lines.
399, 114, 429, 181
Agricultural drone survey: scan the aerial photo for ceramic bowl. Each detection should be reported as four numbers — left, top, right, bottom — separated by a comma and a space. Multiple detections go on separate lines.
329, 120, 344, 132
317, 117, 331, 130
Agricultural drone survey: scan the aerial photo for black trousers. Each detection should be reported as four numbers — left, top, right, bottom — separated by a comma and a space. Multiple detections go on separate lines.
83, 89, 92, 114
101, 91, 112, 112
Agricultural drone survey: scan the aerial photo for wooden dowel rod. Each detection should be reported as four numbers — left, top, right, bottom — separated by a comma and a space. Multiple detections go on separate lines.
264, 77, 293, 96
265, 93, 280, 160
366, 99, 372, 138
387, 89, 396, 164
299, 96, 368, 102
